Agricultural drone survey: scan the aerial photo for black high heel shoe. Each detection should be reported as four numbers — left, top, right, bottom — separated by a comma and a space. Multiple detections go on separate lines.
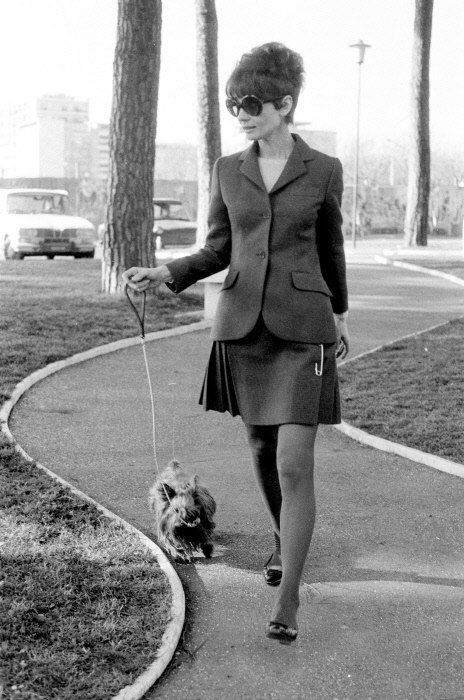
263, 554, 282, 587
265, 621, 298, 644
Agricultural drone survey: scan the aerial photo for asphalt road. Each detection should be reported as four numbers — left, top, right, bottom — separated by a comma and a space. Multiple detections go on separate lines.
10, 263, 464, 700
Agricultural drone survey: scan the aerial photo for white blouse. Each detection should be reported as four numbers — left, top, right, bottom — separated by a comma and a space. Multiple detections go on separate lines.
258, 156, 287, 192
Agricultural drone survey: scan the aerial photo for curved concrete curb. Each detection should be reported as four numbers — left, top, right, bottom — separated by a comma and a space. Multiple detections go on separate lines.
6, 441, 185, 699
336, 260, 464, 480
374, 254, 464, 288
0, 320, 214, 699
336, 420, 464, 479
2, 429, 186, 699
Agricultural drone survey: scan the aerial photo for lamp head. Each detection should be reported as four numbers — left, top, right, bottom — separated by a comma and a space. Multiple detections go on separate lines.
349, 40, 371, 64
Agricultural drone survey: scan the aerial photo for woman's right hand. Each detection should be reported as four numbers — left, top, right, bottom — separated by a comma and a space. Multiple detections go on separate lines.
122, 265, 171, 292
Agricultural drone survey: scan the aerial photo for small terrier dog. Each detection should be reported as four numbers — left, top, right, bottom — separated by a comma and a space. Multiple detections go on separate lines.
149, 460, 216, 562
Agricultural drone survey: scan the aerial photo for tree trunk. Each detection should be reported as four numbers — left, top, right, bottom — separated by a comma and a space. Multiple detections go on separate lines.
404, 0, 433, 247
195, 0, 221, 247
102, 0, 162, 293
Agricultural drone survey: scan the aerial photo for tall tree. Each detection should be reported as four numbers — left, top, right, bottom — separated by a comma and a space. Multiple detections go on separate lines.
195, 0, 221, 247
102, 0, 162, 293
404, 0, 434, 247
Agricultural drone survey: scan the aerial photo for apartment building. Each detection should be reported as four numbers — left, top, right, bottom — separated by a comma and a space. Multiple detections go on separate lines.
0, 95, 90, 179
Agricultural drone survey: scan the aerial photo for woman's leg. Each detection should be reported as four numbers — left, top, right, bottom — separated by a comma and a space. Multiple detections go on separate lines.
271, 423, 318, 630
245, 423, 281, 563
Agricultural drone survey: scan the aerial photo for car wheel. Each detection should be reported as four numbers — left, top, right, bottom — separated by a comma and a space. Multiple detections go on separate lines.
46, 254, 54, 260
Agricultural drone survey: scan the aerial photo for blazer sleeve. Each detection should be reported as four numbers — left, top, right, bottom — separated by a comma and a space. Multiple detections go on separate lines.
165, 158, 231, 294
316, 157, 348, 314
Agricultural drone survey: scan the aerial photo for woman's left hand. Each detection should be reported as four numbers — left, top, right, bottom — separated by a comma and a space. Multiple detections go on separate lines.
335, 316, 349, 360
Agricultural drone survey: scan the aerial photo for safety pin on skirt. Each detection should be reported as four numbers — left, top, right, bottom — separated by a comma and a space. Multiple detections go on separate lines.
315, 344, 324, 376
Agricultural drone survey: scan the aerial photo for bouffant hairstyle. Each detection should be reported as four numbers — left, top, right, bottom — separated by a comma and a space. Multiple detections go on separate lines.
226, 42, 305, 123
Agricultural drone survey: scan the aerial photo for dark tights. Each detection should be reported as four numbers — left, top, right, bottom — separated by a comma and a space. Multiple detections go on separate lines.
245, 425, 281, 549
245, 422, 318, 628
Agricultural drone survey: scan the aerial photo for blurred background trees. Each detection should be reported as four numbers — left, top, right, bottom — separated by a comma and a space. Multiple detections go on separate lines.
98, 0, 458, 291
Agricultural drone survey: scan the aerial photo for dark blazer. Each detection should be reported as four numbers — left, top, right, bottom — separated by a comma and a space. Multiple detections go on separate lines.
166, 133, 348, 344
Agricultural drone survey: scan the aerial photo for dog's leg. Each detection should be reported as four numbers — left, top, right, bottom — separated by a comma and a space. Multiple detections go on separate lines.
156, 529, 180, 560
201, 541, 214, 558
162, 536, 192, 563
162, 540, 184, 561
174, 549, 192, 563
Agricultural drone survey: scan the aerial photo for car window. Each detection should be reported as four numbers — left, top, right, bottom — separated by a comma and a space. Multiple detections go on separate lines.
154, 204, 169, 219
154, 202, 191, 221
6, 193, 69, 215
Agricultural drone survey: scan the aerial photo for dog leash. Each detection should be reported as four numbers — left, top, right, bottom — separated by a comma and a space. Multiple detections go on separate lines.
124, 284, 190, 519
124, 285, 161, 474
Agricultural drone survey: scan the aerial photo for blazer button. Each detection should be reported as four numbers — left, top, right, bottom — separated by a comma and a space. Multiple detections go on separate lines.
256, 250, 266, 259
261, 212, 270, 218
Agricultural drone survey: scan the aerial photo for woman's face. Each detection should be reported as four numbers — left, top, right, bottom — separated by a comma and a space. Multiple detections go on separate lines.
237, 99, 289, 141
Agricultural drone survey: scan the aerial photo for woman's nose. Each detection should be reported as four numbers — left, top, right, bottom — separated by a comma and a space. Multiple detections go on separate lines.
238, 107, 250, 121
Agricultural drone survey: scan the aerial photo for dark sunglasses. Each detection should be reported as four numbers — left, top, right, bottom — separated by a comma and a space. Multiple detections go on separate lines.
225, 94, 286, 117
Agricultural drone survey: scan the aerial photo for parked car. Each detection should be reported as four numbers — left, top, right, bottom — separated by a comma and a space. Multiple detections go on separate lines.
153, 198, 197, 249
0, 188, 97, 260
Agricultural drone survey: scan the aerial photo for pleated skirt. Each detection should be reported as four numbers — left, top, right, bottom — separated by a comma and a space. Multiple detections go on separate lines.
199, 316, 341, 426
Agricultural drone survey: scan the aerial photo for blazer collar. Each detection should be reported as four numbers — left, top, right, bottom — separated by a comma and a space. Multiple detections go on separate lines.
238, 133, 315, 194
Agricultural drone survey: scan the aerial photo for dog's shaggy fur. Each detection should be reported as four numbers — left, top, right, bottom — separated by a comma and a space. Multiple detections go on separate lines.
149, 460, 216, 562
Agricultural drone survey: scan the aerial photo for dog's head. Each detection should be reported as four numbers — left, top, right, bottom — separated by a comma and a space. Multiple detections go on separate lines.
159, 477, 202, 531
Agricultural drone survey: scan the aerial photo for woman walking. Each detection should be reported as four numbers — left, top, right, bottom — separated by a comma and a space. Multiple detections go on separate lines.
123, 42, 349, 644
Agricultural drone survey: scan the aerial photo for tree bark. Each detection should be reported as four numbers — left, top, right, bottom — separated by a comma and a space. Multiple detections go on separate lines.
195, 0, 221, 247
102, 0, 162, 293
404, 0, 433, 247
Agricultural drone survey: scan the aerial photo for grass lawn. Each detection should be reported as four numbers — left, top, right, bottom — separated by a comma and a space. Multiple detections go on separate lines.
0, 258, 202, 404
1, 258, 202, 699
1, 437, 171, 700
340, 317, 464, 464
340, 255, 464, 463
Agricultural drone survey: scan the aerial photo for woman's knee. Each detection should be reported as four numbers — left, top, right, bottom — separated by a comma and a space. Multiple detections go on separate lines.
276, 425, 316, 486
277, 454, 310, 487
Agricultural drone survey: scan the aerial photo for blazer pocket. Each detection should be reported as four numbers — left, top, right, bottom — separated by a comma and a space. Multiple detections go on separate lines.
221, 269, 239, 290
291, 271, 333, 297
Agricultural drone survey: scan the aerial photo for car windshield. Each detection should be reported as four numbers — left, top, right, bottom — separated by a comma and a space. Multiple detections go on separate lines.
154, 202, 190, 221
6, 193, 69, 215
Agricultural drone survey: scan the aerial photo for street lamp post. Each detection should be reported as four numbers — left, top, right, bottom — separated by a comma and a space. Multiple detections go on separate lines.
350, 39, 371, 247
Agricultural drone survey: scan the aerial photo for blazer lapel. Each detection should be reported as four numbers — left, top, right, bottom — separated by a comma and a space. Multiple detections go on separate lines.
269, 134, 315, 195
237, 133, 316, 194
238, 141, 266, 192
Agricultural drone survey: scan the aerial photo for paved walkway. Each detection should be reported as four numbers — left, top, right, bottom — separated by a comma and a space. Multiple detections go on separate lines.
10, 262, 464, 699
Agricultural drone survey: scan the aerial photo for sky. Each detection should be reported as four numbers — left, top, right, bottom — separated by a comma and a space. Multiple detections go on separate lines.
1, 0, 463, 153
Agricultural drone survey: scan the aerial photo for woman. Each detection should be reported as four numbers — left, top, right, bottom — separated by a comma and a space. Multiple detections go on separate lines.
123, 42, 349, 645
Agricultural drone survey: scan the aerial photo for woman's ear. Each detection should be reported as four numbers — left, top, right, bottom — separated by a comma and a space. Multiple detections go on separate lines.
279, 95, 293, 117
